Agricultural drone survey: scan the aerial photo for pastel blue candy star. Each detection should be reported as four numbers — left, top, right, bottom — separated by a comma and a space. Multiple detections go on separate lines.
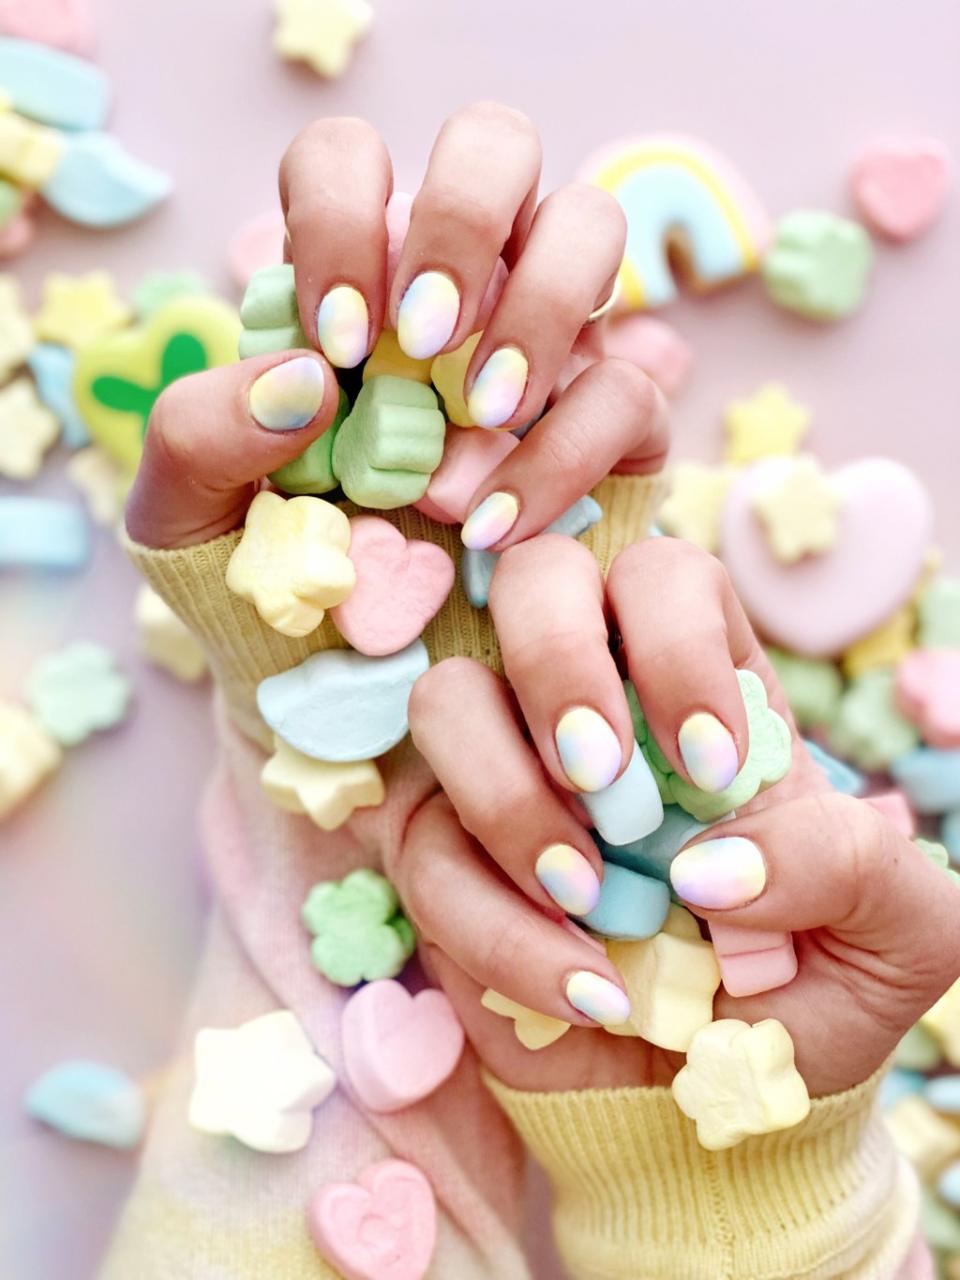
578, 861, 670, 939
26, 642, 132, 746
25, 1060, 145, 1149
801, 738, 866, 795
43, 132, 172, 228
596, 803, 709, 884
0, 37, 110, 129
0, 498, 89, 569
27, 344, 89, 447
258, 640, 429, 762
890, 747, 960, 815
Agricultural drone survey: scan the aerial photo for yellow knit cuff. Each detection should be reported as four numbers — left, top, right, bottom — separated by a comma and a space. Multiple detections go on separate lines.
124, 474, 664, 750
485, 1068, 920, 1280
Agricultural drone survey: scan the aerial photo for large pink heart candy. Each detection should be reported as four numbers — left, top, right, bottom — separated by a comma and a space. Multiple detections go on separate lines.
0, 0, 94, 53
331, 517, 455, 657
720, 457, 932, 657
852, 139, 951, 242
309, 1158, 436, 1280
341, 979, 465, 1113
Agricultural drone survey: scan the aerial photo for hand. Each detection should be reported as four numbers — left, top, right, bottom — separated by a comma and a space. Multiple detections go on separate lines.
400, 536, 960, 1098
125, 104, 666, 552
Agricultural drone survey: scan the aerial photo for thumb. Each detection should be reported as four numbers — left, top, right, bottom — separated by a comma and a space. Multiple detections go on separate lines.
126, 350, 340, 549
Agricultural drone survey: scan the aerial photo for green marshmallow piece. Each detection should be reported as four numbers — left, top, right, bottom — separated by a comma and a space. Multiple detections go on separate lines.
630, 668, 792, 822
332, 375, 445, 509
268, 387, 349, 494
829, 669, 919, 771
240, 263, 299, 328
765, 646, 843, 731
301, 867, 416, 987
238, 323, 310, 358
918, 577, 960, 649
0, 177, 25, 227
895, 1023, 942, 1072
763, 210, 872, 321
915, 837, 960, 887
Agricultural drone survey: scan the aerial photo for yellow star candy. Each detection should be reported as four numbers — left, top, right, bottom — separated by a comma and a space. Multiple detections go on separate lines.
480, 989, 571, 1051
225, 491, 356, 638
362, 330, 432, 385
135, 586, 208, 683
671, 1018, 811, 1151
0, 275, 34, 381
431, 333, 482, 427
0, 700, 62, 822
66, 446, 125, 526
274, 0, 373, 78
0, 98, 64, 187
658, 462, 736, 552
751, 455, 842, 563
724, 382, 810, 465
34, 272, 132, 351
842, 604, 915, 679
261, 736, 384, 830
0, 376, 59, 479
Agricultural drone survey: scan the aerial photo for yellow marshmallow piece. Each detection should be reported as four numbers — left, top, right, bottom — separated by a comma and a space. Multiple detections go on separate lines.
0, 275, 34, 381
0, 376, 59, 479
921, 977, 960, 1067
273, 0, 373, 78
134, 585, 208, 682
480, 989, 571, 1051
66, 446, 125, 526
671, 1018, 811, 1151
225, 491, 356, 638
841, 604, 916, 679
0, 700, 62, 822
884, 1094, 960, 1178
0, 100, 64, 187
431, 332, 482, 427
724, 383, 810, 466
34, 272, 132, 351
751, 455, 842, 564
658, 462, 736, 553
362, 330, 432, 385
261, 736, 384, 830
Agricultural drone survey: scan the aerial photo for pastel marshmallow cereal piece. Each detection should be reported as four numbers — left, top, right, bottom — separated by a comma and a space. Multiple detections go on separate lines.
362, 329, 432, 385
765, 647, 843, 731
852, 138, 952, 242
0, 273, 33, 379
864, 789, 916, 837
26, 642, 131, 746
430, 332, 481, 427
578, 861, 670, 940
330, 517, 454, 657
27, 342, 88, 447
225, 491, 355, 638
259, 640, 429, 763
227, 208, 286, 288
24, 1060, 144, 1149
658, 463, 735, 552
261, 736, 384, 830
66, 445, 124, 525
309, 1158, 436, 1280
896, 1023, 943, 1072
303, 869, 415, 986
341, 980, 464, 1112
944, 810, 960, 862
841, 604, 916, 679
0, 36, 109, 130
273, 0, 373, 77
919, 578, 960, 648
671, 1018, 811, 1151
189, 1009, 335, 1154
0, 496, 89, 569
720, 457, 933, 658
595, 803, 709, 884
802, 738, 866, 795
0, 376, 60, 478
603, 315, 692, 396
134, 585, 208, 682
605, 924, 720, 1051
763, 210, 872, 321
0, 193, 35, 257
133, 270, 210, 319
751, 455, 842, 564
921, 979, 960, 1066
414, 426, 518, 524
42, 131, 171, 227
0, 699, 61, 821
269, 387, 349, 496
579, 742, 664, 846
34, 271, 131, 349
896, 649, 960, 747
884, 1093, 960, 1177
709, 922, 797, 998
724, 383, 810, 466
926, 1075, 960, 1115
480, 989, 571, 1051
0, 0, 94, 55
332, 376, 445, 509
238, 262, 309, 357
830, 670, 919, 771
0, 101, 64, 186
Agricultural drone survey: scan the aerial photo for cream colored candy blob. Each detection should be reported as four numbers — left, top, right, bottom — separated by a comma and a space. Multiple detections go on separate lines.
225, 491, 356, 638
0, 700, 62, 822
134, 585, 208, 682
261, 735, 384, 831
481, 989, 571, 1051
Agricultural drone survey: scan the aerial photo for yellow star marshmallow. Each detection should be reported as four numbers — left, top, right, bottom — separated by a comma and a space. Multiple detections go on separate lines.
480, 988, 571, 1051
33, 272, 132, 350
431, 333, 481, 427
0, 700, 62, 822
261, 736, 384, 830
0, 275, 34, 381
134, 585, 208, 683
66, 445, 125, 526
363, 330, 432, 385
724, 382, 810, 465
884, 1094, 960, 1179
842, 604, 916, 679
0, 98, 64, 187
658, 462, 736, 552
0, 376, 59, 479
274, 0, 373, 78
751, 455, 842, 563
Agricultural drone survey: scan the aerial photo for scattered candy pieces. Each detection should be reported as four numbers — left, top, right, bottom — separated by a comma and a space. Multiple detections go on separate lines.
0, 36, 109, 130
132, 270, 210, 319
723, 383, 810, 466
227, 209, 286, 289
238, 262, 308, 358
261, 736, 384, 830
830, 669, 919, 771
134, 584, 208, 682
189, 1009, 335, 1154
42, 130, 171, 228
763, 210, 872, 321
751, 455, 841, 564
896, 1023, 944, 1072
891, 747, 960, 816
480, 989, 570, 1051
885, 1094, 960, 1178
710, 922, 798, 998
915, 837, 960, 886
802, 738, 866, 795
0, 496, 89, 569
0, 699, 61, 821
0, 101, 64, 186
896, 649, 960, 748
921, 979, 960, 1067
596, 803, 708, 884
430, 332, 481, 427
765, 647, 842, 730
363, 329, 432, 385
578, 861, 670, 939
918, 578, 960, 649
273, 0, 373, 78
863, 789, 916, 837
852, 138, 952, 242
841, 604, 915, 679
671, 1018, 810, 1150
0, 0, 94, 56
268, 388, 349, 496
0, 272, 32, 379
414, 425, 518, 524
26, 342, 88, 447
341, 979, 464, 1112
66, 445, 123, 525
26, 641, 131, 747
0, 376, 60, 478
657, 462, 734, 552
603, 315, 693, 397
302, 868, 415, 987
25, 1060, 144, 1149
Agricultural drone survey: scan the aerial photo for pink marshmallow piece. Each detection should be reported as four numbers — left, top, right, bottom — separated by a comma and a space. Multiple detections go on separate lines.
0, 0, 94, 54
895, 648, 960, 748
851, 138, 952, 243
331, 517, 454, 657
864, 789, 917, 837
341, 979, 465, 1113
710, 922, 797, 998
414, 426, 518, 524
0, 206, 38, 260
227, 209, 286, 288
309, 1158, 437, 1280
604, 315, 693, 397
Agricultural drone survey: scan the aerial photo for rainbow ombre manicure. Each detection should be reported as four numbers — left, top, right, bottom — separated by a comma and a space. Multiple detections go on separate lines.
565, 971, 631, 1026
678, 712, 740, 794
555, 707, 622, 792
535, 844, 601, 915
397, 270, 460, 359
467, 346, 528, 429
248, 356, 325, 431
670, 836, 766, 909
316, 285, 368, 368
461, 491, 519, 550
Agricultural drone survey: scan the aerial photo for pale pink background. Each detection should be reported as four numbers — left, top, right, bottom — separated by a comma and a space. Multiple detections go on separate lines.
1, 1, 959, 1277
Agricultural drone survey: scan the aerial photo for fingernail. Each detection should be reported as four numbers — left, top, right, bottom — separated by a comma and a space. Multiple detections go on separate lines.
397, 270, 460, 358
678, 712, 740, 794
535, 844, 601, 916
461, 491, 519, 550
670, 836, 766, 909
248, 356, 325, 431
316, 285, 368, 368
467, 345, 528, 428
555, 707, 622, 792
565, 971, 631, 1026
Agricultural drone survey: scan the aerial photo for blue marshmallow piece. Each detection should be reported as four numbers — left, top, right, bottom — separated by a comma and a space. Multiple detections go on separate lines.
802, 738, 866, 796
578, 861, 670, 939
27, 344, 89, 447
925, 1074, 960, 1115
596, 803, 709, 882
43, 132, 172, 228
0, 37, 111, 130
878, 1068, 925, 1111
25, 1060, 145, 1149
580, 742, 664, 846
942, 811, 960, 863
891, 747, 960, 815
0, 498, 90, 570
258, 640, 430, 762
939, 1161, 960, 1210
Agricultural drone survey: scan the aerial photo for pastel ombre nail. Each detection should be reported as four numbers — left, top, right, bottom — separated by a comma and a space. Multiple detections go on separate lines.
678, 712, 740, 794
461, 491, 519, 550
467, 346, 528, 428
248, 356, 325, 431
669, 836, 766, 909
397, 271, 460, 358
555, 707, 622, 792
535, 844, 601, 916
565, 971, 631, 1027
316, 285, 369, 368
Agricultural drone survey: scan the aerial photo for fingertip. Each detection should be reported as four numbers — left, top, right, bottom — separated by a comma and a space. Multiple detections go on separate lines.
247, 353, 330, 432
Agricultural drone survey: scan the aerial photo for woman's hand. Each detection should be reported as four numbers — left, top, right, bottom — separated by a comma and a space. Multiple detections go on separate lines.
400, 535, 960, 1099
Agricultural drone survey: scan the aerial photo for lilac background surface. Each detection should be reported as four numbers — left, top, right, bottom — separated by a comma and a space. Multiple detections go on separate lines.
1, 1, 959, 1277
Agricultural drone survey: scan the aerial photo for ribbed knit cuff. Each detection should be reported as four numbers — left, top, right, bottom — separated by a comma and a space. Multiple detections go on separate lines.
485, 1068, 921, 1280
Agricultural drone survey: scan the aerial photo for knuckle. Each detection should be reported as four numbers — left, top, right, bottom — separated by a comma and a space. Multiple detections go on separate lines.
451, 101, 540, 148
408, 657, 485, 729
591, 356, 658, 412
414, 183, 507, 247
609, 532, 720, 594
491, 534, 593, 604
545, 182, 627, 243
145, 375, 200, 468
